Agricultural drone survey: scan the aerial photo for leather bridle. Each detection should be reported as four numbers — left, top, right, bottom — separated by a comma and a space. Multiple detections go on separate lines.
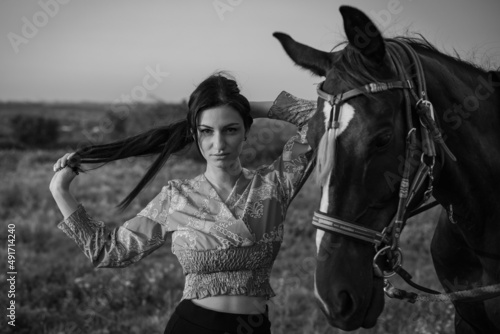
311, 39, 457, 278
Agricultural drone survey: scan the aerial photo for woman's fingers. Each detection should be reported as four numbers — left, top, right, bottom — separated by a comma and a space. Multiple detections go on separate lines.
67, 153, 81, 167
53, 158, 63, 171
54, 160, 66, 172
54, 156, 65, 171
53, 153, 78, 172
49, 154, 80, 192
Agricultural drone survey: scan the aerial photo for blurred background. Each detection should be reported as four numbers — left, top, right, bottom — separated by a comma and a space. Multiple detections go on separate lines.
1, 0, 498, 333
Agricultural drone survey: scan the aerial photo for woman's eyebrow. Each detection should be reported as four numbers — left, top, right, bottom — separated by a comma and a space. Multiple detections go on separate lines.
198, 123, 241, 128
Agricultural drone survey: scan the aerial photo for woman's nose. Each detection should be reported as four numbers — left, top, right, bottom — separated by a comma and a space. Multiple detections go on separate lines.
213, 133, 226, 150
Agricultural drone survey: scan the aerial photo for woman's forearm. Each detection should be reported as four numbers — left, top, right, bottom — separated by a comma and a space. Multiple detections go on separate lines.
249, 101, 273, 119
51, 189, 80, 220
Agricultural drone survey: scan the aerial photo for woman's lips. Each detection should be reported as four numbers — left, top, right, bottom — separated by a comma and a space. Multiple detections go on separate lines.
212, 153, 229, 159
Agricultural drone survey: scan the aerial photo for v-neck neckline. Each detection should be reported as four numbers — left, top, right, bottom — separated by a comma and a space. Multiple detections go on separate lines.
203, 170, 243, 204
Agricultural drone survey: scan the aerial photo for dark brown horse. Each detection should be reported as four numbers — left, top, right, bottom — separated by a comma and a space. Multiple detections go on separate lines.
274, 6, 500, 333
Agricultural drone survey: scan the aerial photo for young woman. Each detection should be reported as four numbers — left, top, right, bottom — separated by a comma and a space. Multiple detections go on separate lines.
49, 73, 316, 334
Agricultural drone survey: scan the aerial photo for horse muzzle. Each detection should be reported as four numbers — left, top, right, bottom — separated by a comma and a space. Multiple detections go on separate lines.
317, 276, 385, 330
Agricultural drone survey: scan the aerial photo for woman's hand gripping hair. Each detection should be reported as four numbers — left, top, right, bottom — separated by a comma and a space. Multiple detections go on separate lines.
50, 152, 81, 193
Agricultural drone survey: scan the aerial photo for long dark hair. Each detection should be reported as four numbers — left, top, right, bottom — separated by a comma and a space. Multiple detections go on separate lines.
70, 72, 252, 212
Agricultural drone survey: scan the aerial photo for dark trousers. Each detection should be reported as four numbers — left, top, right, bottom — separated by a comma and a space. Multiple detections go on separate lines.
164, 299, 271, 334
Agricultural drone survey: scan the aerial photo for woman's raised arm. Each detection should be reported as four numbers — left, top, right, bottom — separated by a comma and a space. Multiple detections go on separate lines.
261, 91, 318, 204
50, 150, 173, 270
50, 152, 81, 219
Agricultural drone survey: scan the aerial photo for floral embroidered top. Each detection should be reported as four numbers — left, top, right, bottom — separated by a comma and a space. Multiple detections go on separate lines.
57, 91, 317, 301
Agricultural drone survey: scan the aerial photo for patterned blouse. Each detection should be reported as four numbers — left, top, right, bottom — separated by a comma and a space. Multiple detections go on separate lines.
58, 91, 317, 301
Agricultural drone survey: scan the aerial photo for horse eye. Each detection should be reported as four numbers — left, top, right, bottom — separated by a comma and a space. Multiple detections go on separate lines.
374, 133, 392, 149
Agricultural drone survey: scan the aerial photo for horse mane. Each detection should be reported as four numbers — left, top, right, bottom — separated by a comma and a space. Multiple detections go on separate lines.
391, 34, 491, 74
330, 34, 490, 93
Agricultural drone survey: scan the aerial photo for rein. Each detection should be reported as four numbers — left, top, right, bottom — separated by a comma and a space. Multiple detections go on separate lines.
311, 40, 500, 303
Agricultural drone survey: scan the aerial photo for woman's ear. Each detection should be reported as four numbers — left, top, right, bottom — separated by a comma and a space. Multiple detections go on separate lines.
189, 129, 196, 142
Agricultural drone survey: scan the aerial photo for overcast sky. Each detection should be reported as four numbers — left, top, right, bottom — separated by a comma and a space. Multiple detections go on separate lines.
1, 0, 499, 103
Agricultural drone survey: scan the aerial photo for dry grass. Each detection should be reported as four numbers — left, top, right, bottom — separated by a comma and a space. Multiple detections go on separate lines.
0, 149, 454, 334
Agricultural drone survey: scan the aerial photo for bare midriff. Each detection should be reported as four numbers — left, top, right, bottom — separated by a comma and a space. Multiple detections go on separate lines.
192, 295, 268, 314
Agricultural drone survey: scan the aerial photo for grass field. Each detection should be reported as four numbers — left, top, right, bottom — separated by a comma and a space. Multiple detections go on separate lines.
0, 147, 455, 334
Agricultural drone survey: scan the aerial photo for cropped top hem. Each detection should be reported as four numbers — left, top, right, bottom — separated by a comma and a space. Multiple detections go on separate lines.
181, 270, 276, 300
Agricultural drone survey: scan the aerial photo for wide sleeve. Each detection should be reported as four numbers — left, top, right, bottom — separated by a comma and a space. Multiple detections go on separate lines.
265, 91, 317, 205
56, 184, 172, 268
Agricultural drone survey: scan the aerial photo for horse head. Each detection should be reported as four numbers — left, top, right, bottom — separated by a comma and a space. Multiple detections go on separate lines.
274, 6, 429, 330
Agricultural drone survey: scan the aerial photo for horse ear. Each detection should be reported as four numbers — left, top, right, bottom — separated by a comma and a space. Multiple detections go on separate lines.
273, 32, 333, 77
339, 6, 385, 64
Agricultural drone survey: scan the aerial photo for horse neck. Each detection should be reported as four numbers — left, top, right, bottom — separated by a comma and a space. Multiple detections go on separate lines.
418, 49, 500, 224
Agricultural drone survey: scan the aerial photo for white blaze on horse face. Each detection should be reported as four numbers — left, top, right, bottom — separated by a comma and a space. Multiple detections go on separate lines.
316, 171, 331, 255
316, 230, 326, 256
315, 178, 332, 312
316, 102, 355, 255
321, 102, 356, 135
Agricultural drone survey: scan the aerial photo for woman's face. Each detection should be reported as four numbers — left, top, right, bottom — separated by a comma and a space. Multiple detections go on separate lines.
196, 105, 247, 170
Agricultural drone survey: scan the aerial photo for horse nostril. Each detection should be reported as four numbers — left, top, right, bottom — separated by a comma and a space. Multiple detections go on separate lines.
338, 291, 356, 318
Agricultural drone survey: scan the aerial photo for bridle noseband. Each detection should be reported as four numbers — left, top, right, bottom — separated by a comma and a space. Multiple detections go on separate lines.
311, 40, 456, 278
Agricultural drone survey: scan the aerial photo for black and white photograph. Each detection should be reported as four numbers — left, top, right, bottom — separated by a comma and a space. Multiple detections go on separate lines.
1, 1, 500, 333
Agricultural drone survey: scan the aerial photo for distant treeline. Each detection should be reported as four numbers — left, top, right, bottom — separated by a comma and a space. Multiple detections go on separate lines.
0, 101, 187, 149
0, 102, 296, 166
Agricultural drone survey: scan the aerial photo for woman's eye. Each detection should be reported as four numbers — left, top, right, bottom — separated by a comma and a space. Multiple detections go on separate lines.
226, 128, 237, 133
374, 133, 392, 149
200, 129, 212, 134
